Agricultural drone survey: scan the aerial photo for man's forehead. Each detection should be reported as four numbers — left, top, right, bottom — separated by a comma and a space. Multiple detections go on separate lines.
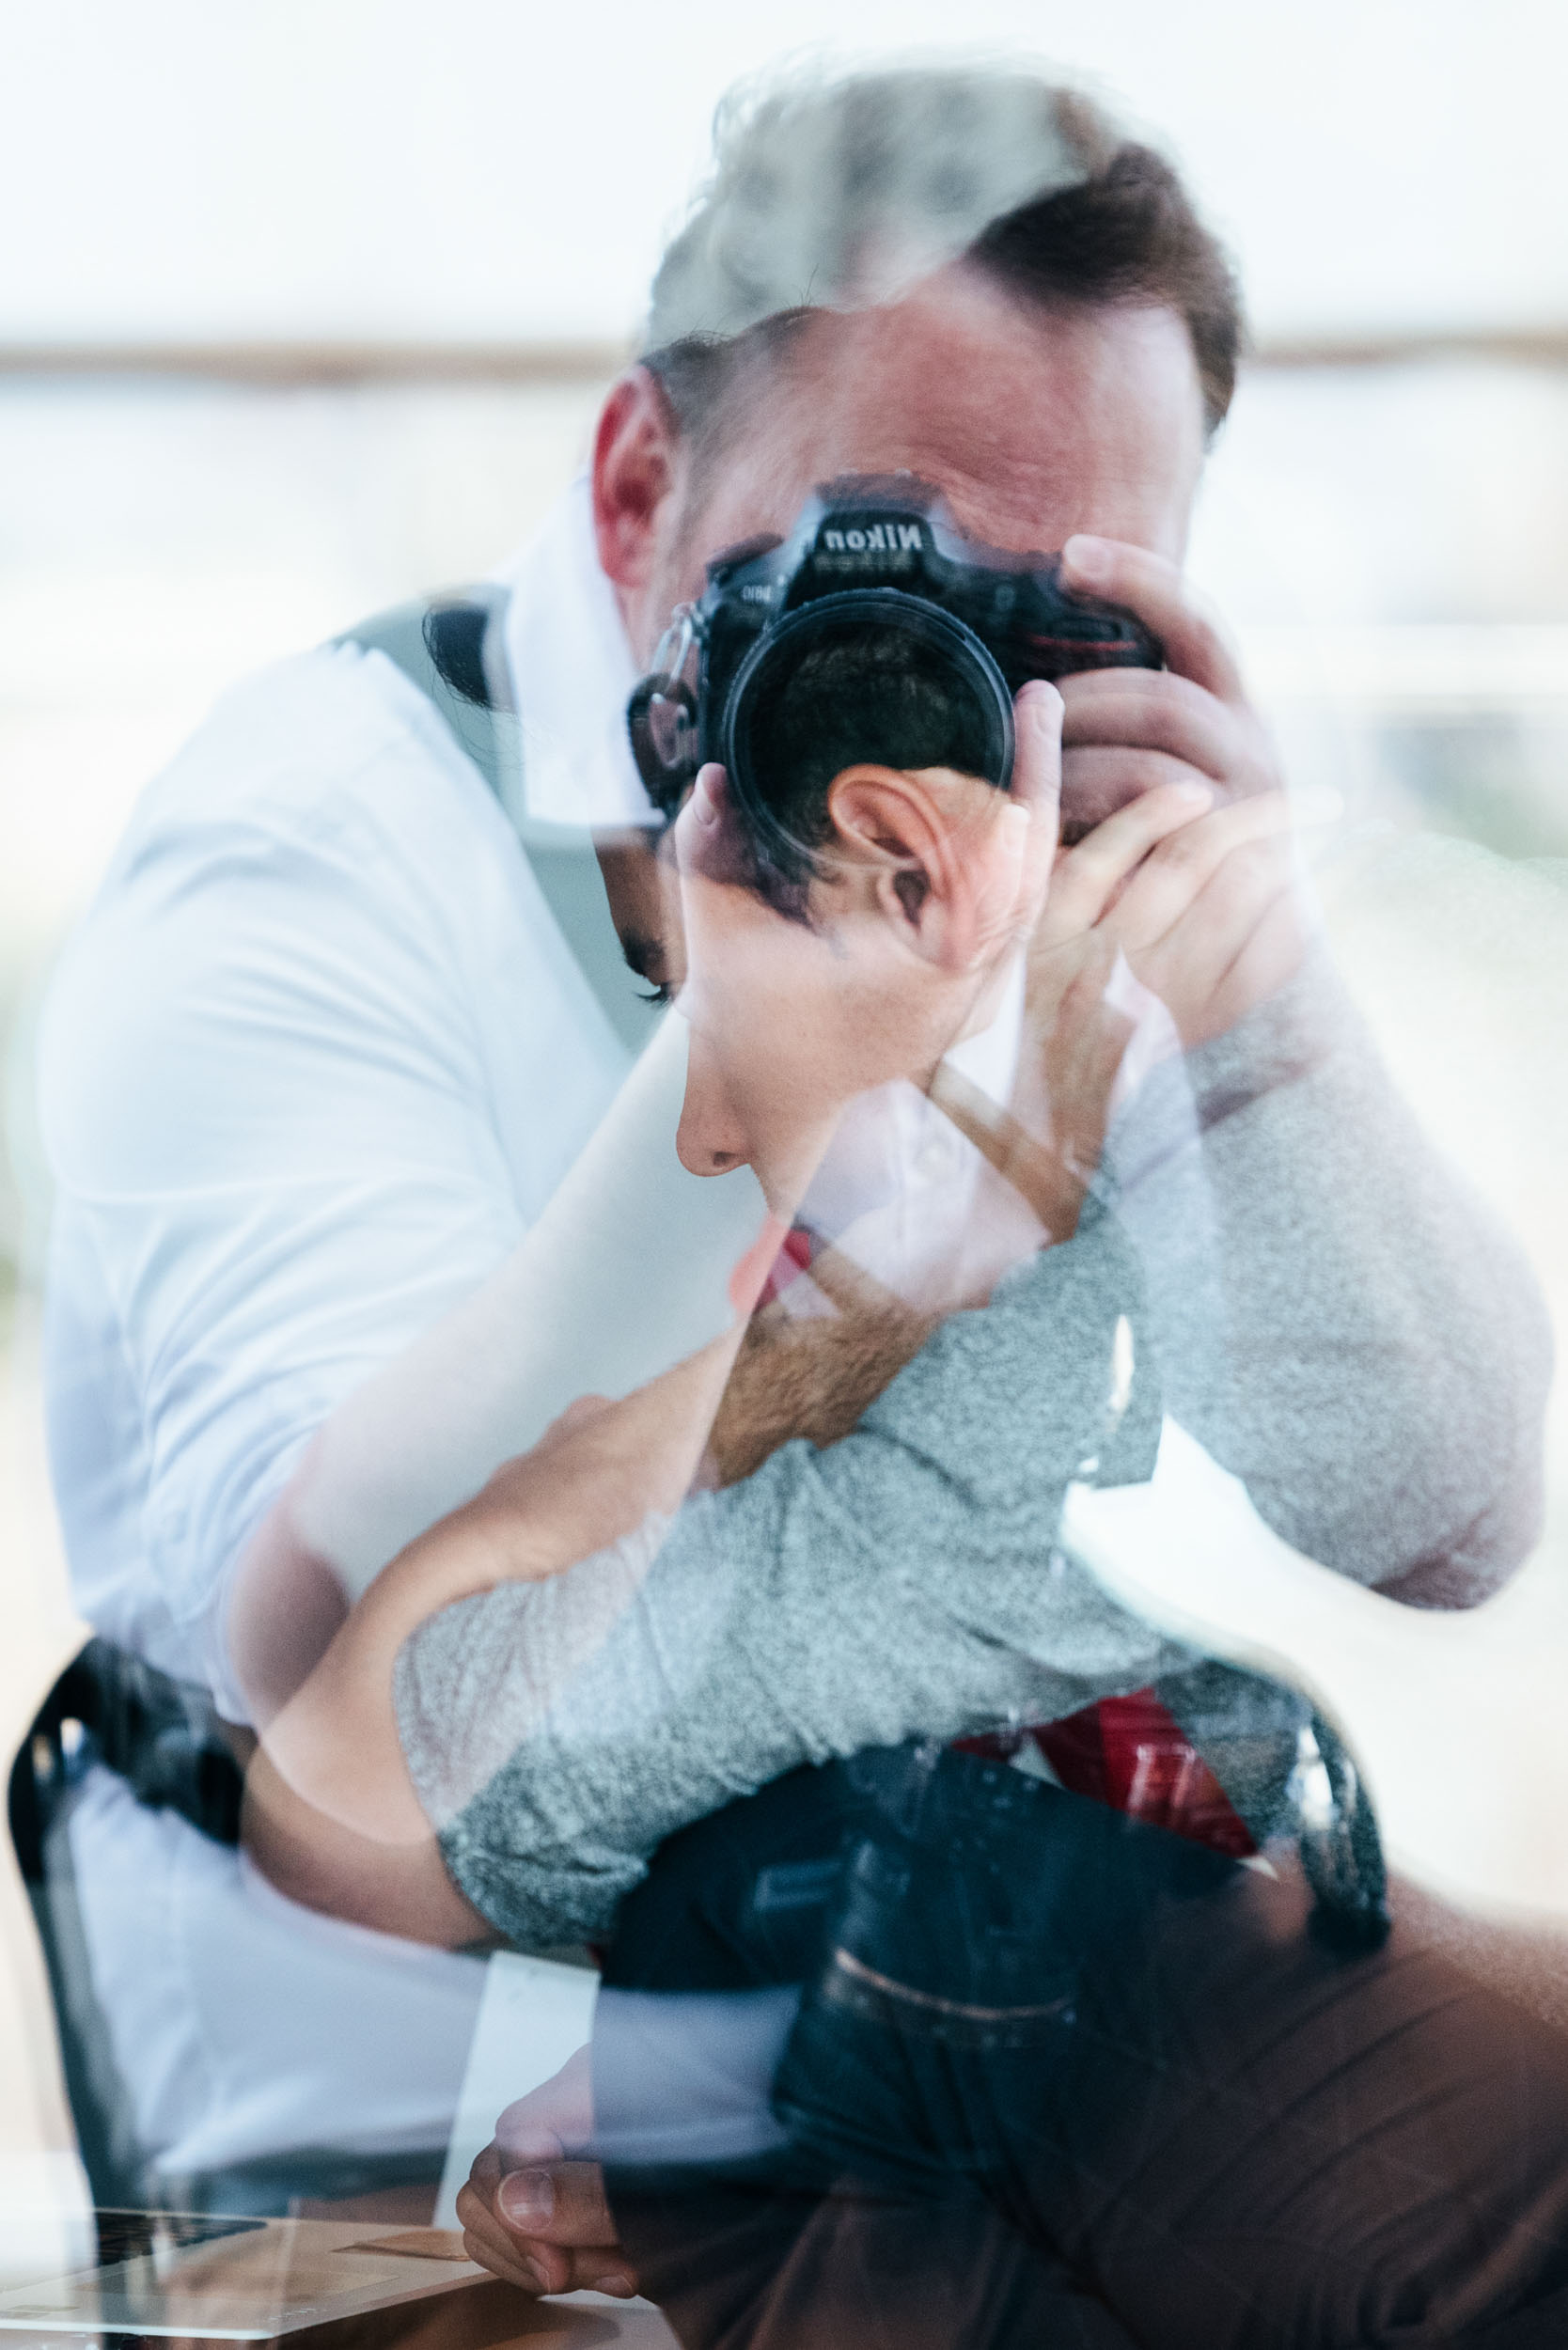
692, 272, 1205, 560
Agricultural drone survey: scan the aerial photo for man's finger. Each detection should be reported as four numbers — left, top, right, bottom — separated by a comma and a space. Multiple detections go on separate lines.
459, 2210, 635, 2301
1137, 843, 1305, 1045
1011, 679, 1063, 826
456, 2176, 548, 2290
1061, 536, 1246, 705
1204, 883, 1309, 1037
459, 2227, 541, 2294
457, 2155, 635, 2302
1139, 840, 1294, 1003
1038, 776, 1215, 944
1003, 680, 1063, 933
1105, 793, 1296, 956
1043, 957, 1137, 1169
1060, 672, 1244, 781
496, 2159, 619, 2248
672, 761, 731, 883
519, 2245, 639, 2299
1061, 744, 1215, 831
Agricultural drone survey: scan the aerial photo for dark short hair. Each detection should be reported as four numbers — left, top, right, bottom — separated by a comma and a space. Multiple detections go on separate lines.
971, 127, 1242, 436
737, 623, 1000, 920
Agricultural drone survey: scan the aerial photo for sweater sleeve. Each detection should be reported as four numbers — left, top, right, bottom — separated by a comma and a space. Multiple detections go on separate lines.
404, 950, 1553, 1948
1107, 944, 1552, 1606
406, 1203, 1190, 1948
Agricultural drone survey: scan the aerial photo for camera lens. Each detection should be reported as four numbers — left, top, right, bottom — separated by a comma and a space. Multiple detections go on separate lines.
724, 591, 1015, 860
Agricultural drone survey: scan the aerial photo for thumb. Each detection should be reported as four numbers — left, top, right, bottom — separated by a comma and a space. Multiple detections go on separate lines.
672, 762, 730, 881
496, 2160, 618, 2248
494, 2044, 594, 2161
1008, 680, 1063, 930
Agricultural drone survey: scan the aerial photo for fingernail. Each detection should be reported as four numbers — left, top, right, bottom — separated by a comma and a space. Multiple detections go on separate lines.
590, 2271, 635, 2298
521, 2257, 550, 2295
499, 2169, 555, 2226
1063, 534, 1109, 581
1174, 780, 1213, 806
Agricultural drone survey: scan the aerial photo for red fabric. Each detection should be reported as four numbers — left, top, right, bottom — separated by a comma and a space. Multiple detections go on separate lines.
755, 1224, 816, 1310
958, 1692, 1255, 1860
1037, 1691, 1257, 1859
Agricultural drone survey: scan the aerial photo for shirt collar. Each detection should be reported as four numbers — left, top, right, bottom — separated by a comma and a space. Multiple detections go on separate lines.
495, 476, 656, 828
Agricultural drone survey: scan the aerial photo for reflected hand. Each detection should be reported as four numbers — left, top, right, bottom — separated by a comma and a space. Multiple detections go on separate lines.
1042, 784, 1308, 1048
1058, 535, 1280, 838
1013, 778, 1215, 1152
456, 2045, 638, 2301
995, 775, 1307, 1226
453, 1337, 739, 1586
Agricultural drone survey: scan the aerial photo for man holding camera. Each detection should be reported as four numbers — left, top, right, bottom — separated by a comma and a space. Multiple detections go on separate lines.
38, 57, 1560, 2335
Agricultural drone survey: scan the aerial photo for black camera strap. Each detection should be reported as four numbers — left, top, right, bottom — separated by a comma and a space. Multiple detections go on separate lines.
338, 588, 652, 1055
52, 590, 662, 1852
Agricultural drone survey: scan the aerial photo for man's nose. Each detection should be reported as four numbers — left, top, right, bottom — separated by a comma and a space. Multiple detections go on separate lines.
676, 1028, 749, 1177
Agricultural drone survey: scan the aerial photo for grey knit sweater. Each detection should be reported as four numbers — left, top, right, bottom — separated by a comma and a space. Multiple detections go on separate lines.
396, 956, 1551, 1947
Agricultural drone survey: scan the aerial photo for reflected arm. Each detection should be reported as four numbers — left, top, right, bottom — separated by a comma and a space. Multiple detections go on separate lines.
241, 1337, 740, 1941
1113, 946, 1553, 1603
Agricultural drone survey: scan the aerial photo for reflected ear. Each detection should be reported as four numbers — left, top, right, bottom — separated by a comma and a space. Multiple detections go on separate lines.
826, 765, 984, 973
591, 368, 682, 593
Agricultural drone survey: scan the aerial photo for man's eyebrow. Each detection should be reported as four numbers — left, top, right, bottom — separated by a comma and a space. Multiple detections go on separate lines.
618, 928, 667, 983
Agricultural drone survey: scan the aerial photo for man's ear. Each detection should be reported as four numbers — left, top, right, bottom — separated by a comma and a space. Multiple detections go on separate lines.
826, 765, 995, 973
591, 368, 682, 595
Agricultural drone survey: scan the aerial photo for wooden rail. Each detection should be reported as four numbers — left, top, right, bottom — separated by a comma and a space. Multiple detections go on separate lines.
0, 327, 1563, 384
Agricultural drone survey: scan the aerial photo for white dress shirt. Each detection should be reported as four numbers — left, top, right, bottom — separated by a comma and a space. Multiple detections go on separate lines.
38, 479, 651, 2177
35, 474, 1043, 2180
40, 479, 651, 1721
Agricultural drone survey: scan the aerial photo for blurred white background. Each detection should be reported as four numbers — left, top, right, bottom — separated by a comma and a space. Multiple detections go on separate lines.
5, 0, 1566, 346
2, 0, 1566, 2201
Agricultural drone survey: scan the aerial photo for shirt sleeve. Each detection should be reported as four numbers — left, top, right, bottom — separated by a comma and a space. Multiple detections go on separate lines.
417, 1205, 1187, 1949
39, 650, 617, 1717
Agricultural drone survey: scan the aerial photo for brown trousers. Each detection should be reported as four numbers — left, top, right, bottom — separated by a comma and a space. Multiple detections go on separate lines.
604, 1761, 1568, 2350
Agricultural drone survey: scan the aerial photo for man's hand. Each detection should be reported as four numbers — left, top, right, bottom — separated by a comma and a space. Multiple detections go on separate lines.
940, 745, 1305, 1230
1058, 536, 1279, 837
455, 1333, 741, 1588
455, 2046, 639, 2301
1037, 780, 1308, 1049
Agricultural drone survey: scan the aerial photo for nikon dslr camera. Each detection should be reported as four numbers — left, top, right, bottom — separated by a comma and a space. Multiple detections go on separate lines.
628, 474, 1162, 852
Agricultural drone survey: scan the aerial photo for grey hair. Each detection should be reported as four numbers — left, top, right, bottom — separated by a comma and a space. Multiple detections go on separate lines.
644, 61, 1104, 351
640, 60, 1243, 447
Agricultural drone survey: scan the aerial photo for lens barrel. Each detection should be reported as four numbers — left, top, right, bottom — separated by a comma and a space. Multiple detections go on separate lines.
721, 590, 1016, 857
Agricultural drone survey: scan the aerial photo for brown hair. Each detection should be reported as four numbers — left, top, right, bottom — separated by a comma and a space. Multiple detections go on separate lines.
646, 127, 1242, 450
971, 124, 1242, 436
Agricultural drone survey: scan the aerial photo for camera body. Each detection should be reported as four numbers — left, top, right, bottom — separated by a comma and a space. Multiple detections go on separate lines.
628, 474, 1163, 827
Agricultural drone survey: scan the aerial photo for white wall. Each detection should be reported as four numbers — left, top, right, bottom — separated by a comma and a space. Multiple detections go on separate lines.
4, 0, 1566, 349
